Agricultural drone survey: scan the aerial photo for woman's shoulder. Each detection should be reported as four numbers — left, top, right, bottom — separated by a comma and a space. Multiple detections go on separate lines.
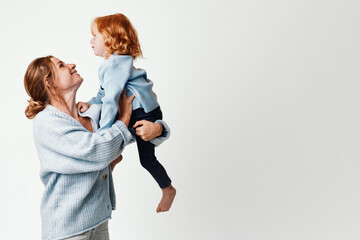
34, 105, 79, 130
35, 105, 67, 120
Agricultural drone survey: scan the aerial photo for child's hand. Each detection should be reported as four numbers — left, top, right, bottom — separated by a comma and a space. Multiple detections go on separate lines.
77, 102, 90, 113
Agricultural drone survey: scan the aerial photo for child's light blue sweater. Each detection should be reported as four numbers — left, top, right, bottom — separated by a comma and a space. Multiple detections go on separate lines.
33, 104, 169, 240
87, 54, 160, 132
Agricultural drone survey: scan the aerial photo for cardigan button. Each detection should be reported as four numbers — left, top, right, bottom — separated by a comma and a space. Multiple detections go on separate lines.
102, 174, 107, 179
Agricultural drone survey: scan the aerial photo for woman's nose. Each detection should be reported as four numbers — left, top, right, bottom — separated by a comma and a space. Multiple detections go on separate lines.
67, 63, 76, 69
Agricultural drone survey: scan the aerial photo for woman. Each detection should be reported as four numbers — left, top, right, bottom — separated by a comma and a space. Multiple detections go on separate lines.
24, 56, 170, 240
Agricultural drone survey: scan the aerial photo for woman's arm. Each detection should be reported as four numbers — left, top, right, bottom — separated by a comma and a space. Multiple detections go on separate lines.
34, 115, 133, 174
150, 120, 170, 147
110, 154, 123, 172
132, 119, 171, 147
34, 92, 134, 174
117, 89, 133, 127
133, 120, 162, 141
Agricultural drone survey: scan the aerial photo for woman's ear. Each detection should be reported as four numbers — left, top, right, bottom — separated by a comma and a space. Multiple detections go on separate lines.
44, 78, 50, 88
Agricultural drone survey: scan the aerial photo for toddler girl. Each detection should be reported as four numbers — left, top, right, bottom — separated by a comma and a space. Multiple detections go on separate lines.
78, 13, 176, 213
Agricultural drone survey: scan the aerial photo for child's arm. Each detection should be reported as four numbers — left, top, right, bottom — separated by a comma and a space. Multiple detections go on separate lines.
98, 60, 131, 132
87, 87, 105, 105
77, 87, 103, 113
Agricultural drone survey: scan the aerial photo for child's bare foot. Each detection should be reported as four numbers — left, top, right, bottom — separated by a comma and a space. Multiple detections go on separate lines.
156, 185, 176, 213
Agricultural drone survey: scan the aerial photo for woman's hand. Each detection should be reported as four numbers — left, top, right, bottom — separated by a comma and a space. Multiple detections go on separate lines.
133, 120, 163, 141
77, 101, 90, 113
110, 154, 123, 172
118, 90, 135, 127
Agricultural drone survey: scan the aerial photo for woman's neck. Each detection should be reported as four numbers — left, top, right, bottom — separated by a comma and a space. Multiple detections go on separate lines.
50, 94, 79, 120
49, 92, 93, 132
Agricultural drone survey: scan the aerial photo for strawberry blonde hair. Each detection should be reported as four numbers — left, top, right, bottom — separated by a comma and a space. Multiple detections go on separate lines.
93, 13, 143, 60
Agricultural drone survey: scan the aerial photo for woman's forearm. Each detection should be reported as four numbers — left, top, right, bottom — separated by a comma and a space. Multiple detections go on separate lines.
119, 114, 131, 127
153, 123, 163, 137
34, 111, 134, 174
117, 90, 134, 127
150, 120, 171, 147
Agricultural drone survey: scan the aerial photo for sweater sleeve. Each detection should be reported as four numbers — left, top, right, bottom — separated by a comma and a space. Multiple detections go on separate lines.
150, 120, 171, 147
98, 59, 131, 132
34, 111, 134, 174
87, 87, 105, 105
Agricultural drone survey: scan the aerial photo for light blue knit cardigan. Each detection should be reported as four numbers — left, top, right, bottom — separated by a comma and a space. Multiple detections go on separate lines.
33, 104, 170, 240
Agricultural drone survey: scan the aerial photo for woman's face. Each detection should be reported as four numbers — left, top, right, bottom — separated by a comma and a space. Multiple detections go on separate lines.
90, 24, 107, 57
50, 57, 83, 95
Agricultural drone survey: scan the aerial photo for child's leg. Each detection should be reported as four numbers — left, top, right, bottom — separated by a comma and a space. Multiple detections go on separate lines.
157, 185, 176, 213
130, 106, 176, 212
135, 136, 176, 212
135, 135, 171, 189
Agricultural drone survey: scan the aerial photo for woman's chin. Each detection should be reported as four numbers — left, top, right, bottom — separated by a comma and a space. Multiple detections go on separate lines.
76, 75, 84, 83
74, 78, 84, 90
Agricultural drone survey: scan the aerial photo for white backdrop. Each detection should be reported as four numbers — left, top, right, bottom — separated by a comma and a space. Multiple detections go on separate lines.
1, 0, 360, 239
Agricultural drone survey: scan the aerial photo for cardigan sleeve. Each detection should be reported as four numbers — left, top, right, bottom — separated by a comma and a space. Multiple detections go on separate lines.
34, 111, 134, 174
149, 120, 171, 147
87, 87, 105, 105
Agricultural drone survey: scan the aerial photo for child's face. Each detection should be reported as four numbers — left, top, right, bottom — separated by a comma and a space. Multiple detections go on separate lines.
90, 24, 107, 58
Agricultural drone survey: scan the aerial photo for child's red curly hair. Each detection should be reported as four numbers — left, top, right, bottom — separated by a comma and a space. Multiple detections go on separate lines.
92, 13, 143, 60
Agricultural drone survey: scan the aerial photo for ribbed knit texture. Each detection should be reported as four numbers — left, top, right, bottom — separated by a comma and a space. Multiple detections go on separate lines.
34, 104, 131, 240
87, 54, 160, 132
33, 104, 170, 239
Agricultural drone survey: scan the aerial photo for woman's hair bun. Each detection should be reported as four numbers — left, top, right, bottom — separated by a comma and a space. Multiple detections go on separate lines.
25, 98, 45, 119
